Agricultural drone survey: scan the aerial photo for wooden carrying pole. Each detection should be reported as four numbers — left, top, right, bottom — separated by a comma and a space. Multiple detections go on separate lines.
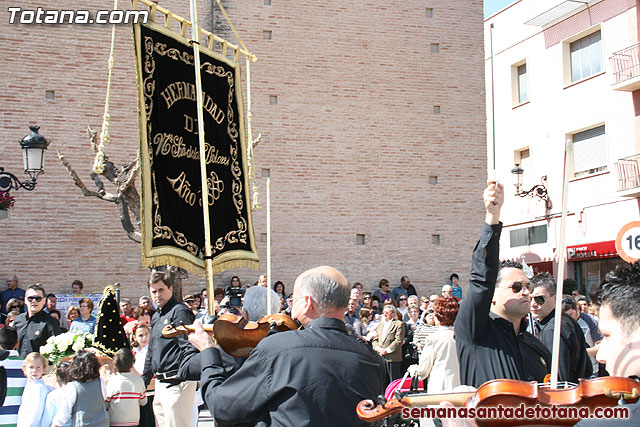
549, 139, 574, 388
187, 0, 216, 314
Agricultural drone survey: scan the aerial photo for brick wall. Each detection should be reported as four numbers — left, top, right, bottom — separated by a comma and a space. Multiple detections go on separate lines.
0, 0, 486, 302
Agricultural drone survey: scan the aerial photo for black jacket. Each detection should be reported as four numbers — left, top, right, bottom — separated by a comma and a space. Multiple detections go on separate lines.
200, 317, 387, 426
538, 311, 592, 382
454, 222, 551, 388
14, 309, 61, 357
143, 297, 195, 385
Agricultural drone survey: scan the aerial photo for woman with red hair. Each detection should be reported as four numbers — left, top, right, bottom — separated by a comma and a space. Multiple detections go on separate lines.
407, 296, 460, 393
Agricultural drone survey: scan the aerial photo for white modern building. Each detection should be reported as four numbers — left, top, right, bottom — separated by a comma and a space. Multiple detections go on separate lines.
485, 0, 639, 296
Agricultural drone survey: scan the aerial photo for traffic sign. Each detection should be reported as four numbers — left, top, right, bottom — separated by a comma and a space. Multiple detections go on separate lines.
615, 221, 640, 263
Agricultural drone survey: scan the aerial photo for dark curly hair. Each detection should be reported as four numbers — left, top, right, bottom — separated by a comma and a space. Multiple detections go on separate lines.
432, 296, 459, 326
66, 350, 101, 382
594, 261, 640, 337
56, 360, 71, 385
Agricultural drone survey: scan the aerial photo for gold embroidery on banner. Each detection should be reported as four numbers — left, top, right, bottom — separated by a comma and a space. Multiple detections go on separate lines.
145, 33, 249, 256
153, 42, 193, 65
144, 35, 201, 256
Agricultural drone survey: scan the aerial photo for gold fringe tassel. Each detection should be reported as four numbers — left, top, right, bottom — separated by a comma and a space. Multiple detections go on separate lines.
143, 255, 259, 277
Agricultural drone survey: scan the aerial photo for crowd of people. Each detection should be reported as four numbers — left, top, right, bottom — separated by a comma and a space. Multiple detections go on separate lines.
1, 183, 639, 426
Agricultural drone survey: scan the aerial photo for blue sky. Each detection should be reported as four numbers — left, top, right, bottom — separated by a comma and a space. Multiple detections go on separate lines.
484, 0, 517, 18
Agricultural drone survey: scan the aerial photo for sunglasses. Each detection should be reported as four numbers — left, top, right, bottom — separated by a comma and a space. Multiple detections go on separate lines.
27, 296, 43, 302
10, 305, 20, 310
501, 281, 532, 294
399, 298, 407, 301
532, 295, 546, 305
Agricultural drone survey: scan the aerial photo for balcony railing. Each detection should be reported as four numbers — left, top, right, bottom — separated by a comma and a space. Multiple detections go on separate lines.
610, 43, 640, 85
615, 154, 640, 191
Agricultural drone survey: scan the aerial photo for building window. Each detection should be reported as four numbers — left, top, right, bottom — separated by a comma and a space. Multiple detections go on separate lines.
429, 175, 438, 185
356, 234, 366, 245
570, 30, 602, 82
431, 43, 440, 53
517, 63, 528, 103
45, 90, 55, 100
510, 225, 547, 248
264, 0, 272, 5
572, 125, 607, 178
433, 105, 441, 114
269, 95, 278, 105
263, 30, 272, 40
426, 8, 434, 18
511, 60, 528, 105
261, 233, 268, 243
261, 168, 271, 177
432, 234, 441, 244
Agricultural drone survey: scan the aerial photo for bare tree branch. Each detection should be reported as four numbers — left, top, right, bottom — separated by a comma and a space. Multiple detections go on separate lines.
57, 150, 117, 201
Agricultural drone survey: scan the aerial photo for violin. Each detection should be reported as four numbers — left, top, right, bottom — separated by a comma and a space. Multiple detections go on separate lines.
356, 377, 640, 426
161, 312, 300, 357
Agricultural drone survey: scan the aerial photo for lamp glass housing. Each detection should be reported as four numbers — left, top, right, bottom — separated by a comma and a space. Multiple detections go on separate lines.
511, 164, 524, 189
23, 146, 45, 173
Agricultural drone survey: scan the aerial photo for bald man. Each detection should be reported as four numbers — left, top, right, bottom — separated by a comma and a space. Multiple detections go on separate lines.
189, 266, 387, 426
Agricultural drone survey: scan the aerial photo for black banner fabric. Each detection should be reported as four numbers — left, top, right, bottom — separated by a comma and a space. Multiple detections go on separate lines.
134, 22, 259, 274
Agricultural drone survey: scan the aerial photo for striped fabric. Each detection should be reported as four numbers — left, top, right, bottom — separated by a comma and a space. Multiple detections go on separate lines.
104, 390, 147, 403
0, 351, 26, 427
105, 372, 147, 426
412, 323, 438, 353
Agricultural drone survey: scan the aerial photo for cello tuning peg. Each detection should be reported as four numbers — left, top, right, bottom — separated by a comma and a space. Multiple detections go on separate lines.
377, 395, 387, 408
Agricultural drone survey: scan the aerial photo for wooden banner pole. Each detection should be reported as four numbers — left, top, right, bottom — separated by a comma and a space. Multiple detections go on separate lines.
266, 176, 272, 314
188, 0, 216, 314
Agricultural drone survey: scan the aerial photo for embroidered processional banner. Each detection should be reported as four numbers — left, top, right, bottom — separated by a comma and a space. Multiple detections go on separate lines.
133, 21, 259, 275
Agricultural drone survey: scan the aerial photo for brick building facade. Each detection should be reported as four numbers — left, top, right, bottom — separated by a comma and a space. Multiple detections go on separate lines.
0, 0, 486, 301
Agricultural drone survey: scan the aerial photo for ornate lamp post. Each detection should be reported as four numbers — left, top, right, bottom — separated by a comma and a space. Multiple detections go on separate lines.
511, 163, 552, 212
0, 125, 49, 192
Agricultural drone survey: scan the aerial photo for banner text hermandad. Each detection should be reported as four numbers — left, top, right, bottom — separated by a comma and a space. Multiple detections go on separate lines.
134, 21, 259, 275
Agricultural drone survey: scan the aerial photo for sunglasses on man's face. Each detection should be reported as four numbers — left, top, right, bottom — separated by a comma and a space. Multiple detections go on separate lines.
10, 305, 20, 310
532, 295, 546, 305
27, 296, 43, 302
501, 281, 532, 294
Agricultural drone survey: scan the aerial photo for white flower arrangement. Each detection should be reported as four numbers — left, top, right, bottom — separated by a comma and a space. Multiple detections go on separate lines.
40, 330, 95, 365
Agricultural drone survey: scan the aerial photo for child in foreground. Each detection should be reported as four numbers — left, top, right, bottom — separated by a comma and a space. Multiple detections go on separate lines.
17, 352, 51, 427
40, 361, 72, 427
105, 348, 147, 426
50, 350, 108, 427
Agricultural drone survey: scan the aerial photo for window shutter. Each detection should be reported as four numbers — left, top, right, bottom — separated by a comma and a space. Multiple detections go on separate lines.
573, 125, 607, 175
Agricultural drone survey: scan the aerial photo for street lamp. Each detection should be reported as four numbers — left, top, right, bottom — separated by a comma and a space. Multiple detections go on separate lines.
510, 163, 552, 212
0, 125, 49, 192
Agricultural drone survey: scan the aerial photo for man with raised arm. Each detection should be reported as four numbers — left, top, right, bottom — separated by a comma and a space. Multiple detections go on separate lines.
454, 183, 550, 387
188, 265, 387, 426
